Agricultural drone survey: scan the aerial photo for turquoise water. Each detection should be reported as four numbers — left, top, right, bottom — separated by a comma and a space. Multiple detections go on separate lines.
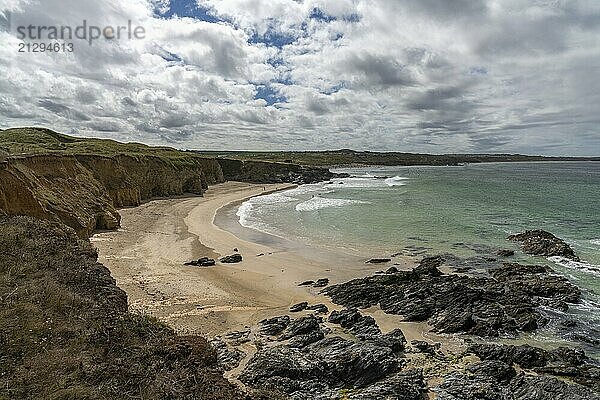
237, 162, 600, 353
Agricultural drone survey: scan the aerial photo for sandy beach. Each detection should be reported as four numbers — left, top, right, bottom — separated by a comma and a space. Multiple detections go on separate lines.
91, 182, 447, 344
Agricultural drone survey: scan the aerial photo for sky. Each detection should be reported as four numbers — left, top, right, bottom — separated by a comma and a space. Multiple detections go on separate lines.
0, 0, 599, 155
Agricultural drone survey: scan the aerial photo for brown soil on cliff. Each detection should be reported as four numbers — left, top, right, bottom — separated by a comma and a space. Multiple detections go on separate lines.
0, 216, 280, 400
0, 127, 334, 237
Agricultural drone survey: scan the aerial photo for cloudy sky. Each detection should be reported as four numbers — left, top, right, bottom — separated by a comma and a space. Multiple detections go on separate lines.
1, 0, 599, 155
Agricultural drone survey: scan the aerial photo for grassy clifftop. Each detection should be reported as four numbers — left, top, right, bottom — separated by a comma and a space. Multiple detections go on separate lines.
0, 127, 203, 168
197, 149, 600, 166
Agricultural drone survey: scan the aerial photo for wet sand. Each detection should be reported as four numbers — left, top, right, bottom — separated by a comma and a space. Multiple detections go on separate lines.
91, 181, 443, 343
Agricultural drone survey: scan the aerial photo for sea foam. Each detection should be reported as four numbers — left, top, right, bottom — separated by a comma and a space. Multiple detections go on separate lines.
549, 256, 600, 278
385, 176, 409, 187
295, 197, 369, 212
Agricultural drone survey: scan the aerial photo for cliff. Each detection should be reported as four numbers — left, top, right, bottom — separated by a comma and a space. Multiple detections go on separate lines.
0, 216, 279, 400
0, 127, 337, 236
0, 154, 225, 237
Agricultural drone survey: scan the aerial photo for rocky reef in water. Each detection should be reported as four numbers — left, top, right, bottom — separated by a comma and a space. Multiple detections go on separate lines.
508, 229, 580, 261
215, 235, 599, 399
324, 256, 581, 336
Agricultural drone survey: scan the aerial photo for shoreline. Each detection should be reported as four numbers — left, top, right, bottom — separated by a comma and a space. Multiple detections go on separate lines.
92, 181, 437, 342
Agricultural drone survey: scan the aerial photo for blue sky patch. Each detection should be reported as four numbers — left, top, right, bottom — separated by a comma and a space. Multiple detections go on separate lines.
249, 28, 298, 48
309, 8, 337, 23
254, 85, 287, 106
156, 0, 220, 23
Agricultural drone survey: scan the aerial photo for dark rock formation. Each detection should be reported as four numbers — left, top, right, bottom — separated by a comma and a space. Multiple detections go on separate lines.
469, 343, 600, 392
386, 266, 399, 274
328, 308, 407, 351
366, 258, 392, 264
323, 256, 581, 336
184, 257, 216, 267
436, 364, 600, 400
306, 304, 329, 314
280, 316, 323, 341
222, 329, 251, 346
508, 230, 580, 261
210, 339, 246, 371
437, 343, 600, 400
347, 369, 426, 400
289, 302, 309, 313
410, 340, 440, 356
313, 278, 329, 288
220, 254, 243, 263
239, 336, 401, 397
298, 278, 329, 288
258, 316, 290, 336
497, 249, 515, 257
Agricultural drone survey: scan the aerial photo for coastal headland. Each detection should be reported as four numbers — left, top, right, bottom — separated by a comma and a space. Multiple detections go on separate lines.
1, 127, 599, 399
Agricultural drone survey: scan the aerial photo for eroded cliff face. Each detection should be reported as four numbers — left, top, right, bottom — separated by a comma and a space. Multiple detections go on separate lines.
0, 154, 225, 237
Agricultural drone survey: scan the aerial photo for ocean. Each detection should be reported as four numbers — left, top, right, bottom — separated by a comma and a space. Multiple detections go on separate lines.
235, 162, 600, 355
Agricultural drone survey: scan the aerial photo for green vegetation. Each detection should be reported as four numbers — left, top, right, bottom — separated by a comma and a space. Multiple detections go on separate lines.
196, 149, 600, 167
3, 127, 597, 169
0, 216, 278, 400
0, 127, 203, 168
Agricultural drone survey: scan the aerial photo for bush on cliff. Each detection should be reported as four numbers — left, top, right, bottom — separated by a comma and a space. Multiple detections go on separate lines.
0, 216, 275, 400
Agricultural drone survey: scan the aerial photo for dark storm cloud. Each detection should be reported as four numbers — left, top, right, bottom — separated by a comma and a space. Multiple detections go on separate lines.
397, 0, 489, 20
344, 52, 416, 88
38, 99, 91, 121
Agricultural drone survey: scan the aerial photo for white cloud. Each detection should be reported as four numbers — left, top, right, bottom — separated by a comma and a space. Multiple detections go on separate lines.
0, 0, 599, 154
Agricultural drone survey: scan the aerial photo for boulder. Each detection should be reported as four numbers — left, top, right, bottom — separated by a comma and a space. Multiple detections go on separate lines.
280, 315, 323, 340
306, 304, 329, 314
386, 266, 399, 274
184, 257, 216, 267
220, 254, 243, 263
258, 315, 290, 336
289, 302, 309, 312
313, 278, 329, 288
209, 339, 246, 371
508, 230, 580, 261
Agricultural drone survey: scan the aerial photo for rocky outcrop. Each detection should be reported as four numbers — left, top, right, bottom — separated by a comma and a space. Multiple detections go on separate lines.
469, 343, 600, 392
216, 158, 340, 184
323, 256, 581, 336
508, 230, 580, 261
436, 343, 600, 399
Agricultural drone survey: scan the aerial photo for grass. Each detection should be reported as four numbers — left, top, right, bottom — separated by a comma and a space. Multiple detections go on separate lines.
195, 149, 600, 166
0, 127, 204, 169
0, 216, 278, 399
